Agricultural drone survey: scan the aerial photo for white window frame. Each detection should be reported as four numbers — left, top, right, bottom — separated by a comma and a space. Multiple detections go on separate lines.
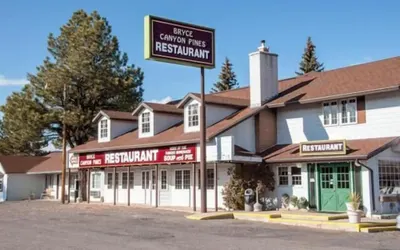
161, 170, 168, 190
175, 169, 190, 190
106, 172, 113, 189
291, 166, 302, 186
91, 173, 101, 189
322, 98, 357, 126
129, 171, 134, 189
188, 104, 199, 127
141, 171, 150, 189
378, 160, 400, 195
100, 119, 108, 138
141, 112, 151, 134
278, 167, 289, 186
121, 172, 128, 189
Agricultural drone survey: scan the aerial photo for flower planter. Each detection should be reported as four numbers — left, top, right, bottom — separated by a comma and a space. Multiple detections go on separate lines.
347, 210, 362, 223
346, 202, 360, 211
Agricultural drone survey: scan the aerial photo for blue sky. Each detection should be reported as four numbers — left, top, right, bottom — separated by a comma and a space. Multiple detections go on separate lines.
1, 0, 400, 106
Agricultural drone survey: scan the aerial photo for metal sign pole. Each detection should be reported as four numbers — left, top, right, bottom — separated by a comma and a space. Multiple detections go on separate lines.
200, 67, 207, 213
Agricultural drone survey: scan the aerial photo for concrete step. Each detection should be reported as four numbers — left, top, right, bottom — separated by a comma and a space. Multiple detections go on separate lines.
280, 213, 348, 221
360, 226, 398, 233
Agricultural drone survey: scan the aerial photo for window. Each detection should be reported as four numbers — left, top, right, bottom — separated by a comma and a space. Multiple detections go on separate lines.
175, 170, 190, 190
129, 172, 134, 189
207, 169, 214, 189
323, 99, 357, 126
0, 179, 3, 192
152, 170, 156, 189
161, 170, 167, 190
107, 173, 113, 189
341, 98, 357, 124
322, 101, 338, 125
122, 172, 128, 189
188, 104, 199, 127
115, 172, 119, 187
142, 171, 149, 189
379, 160, 400, 195
291, 167, 302, 186
278, 167, 289, 185
92, 173, 101, 189
100, 120, 108, 138
141, 112, 150, 133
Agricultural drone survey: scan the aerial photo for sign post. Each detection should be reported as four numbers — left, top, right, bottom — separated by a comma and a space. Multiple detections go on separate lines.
144, 15, 215, 213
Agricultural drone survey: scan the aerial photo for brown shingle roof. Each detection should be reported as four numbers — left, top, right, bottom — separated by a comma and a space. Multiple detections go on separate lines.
144, 102, 183, 114
192, 93, 249, 107
28, 152, 63, 173
93, 110, 137, 122
132, 102, 183, 116
268, 57, 400, 107
0, 156, 48, 174
262, 137, 399, 163
71, 106, 264, 153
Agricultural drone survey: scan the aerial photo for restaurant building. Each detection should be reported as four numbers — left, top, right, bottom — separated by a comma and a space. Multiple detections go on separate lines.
69, 42, 400, 216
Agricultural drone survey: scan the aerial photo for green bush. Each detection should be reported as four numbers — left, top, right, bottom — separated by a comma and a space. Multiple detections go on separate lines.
298, 197, 309, 209
222, 163, 275, 210
290, 195, 298, 207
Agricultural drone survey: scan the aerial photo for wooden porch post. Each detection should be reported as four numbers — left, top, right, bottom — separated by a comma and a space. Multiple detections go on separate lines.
127, 166, 131, 206
192, 163, 196, 211
113, 167, 116, 205
155, 165, 159, 208
214, 162, 218, 212
87, 169, 91, 203
67, 168, 71, 203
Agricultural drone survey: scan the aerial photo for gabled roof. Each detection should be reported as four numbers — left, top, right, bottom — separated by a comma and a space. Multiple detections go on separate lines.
176, 92, 249, 108
262, 137, 399, 164
28, 152, 63, 174
0, 155, 48, 174
93, 110, 137, 122
267, 57, 400, 107
71, 105, 266, 153
132, 102, 183, 116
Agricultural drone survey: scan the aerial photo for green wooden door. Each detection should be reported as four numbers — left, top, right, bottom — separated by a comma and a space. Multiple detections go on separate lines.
319, 164, 351, 212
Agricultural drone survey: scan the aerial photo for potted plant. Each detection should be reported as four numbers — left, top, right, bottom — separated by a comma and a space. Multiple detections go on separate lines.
298, 197, 309, 210
346, 192, 362, 223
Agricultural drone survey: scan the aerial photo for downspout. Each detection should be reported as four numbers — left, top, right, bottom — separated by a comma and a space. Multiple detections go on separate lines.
355, 159, 375, 212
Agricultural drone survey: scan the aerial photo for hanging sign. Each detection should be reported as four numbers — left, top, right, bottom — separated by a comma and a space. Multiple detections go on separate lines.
78, 144, 197, 167
299, 140, 347, 156
144, 15, 215, 68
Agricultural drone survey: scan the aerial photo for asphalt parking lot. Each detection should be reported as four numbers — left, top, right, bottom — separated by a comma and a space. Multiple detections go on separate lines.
0, 201, 398, 250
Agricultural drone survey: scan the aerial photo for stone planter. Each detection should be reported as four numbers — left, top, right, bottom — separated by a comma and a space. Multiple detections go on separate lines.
346, 202, 360, 211
347, 210, 362, 223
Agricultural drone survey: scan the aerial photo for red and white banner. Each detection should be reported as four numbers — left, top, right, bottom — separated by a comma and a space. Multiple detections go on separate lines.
78, 144, 196, 167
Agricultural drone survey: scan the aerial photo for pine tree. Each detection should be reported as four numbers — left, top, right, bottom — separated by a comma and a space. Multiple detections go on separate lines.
211, 57, 239, 93
296, 37, 324, 75
0, 10, 144, 155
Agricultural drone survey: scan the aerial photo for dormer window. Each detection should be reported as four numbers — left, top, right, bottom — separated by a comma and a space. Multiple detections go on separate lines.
141, 112, 151, 133
188, 104, 199, 127
100, 120, 108, 138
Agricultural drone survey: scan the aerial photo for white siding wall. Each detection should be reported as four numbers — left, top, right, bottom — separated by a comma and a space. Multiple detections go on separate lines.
154, 113, 182, 135
6, 174, 45, 200
364, 147, 400, 216
184, 99, 238, 133
266, 163, 309, 207
220, 117, 256, 152
87, 163, 231, 209
277, 91, 400, 144
110, 120, 137, 139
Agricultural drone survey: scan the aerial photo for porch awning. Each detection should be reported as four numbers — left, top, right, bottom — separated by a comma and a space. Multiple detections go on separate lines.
262, 137, 399, 164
